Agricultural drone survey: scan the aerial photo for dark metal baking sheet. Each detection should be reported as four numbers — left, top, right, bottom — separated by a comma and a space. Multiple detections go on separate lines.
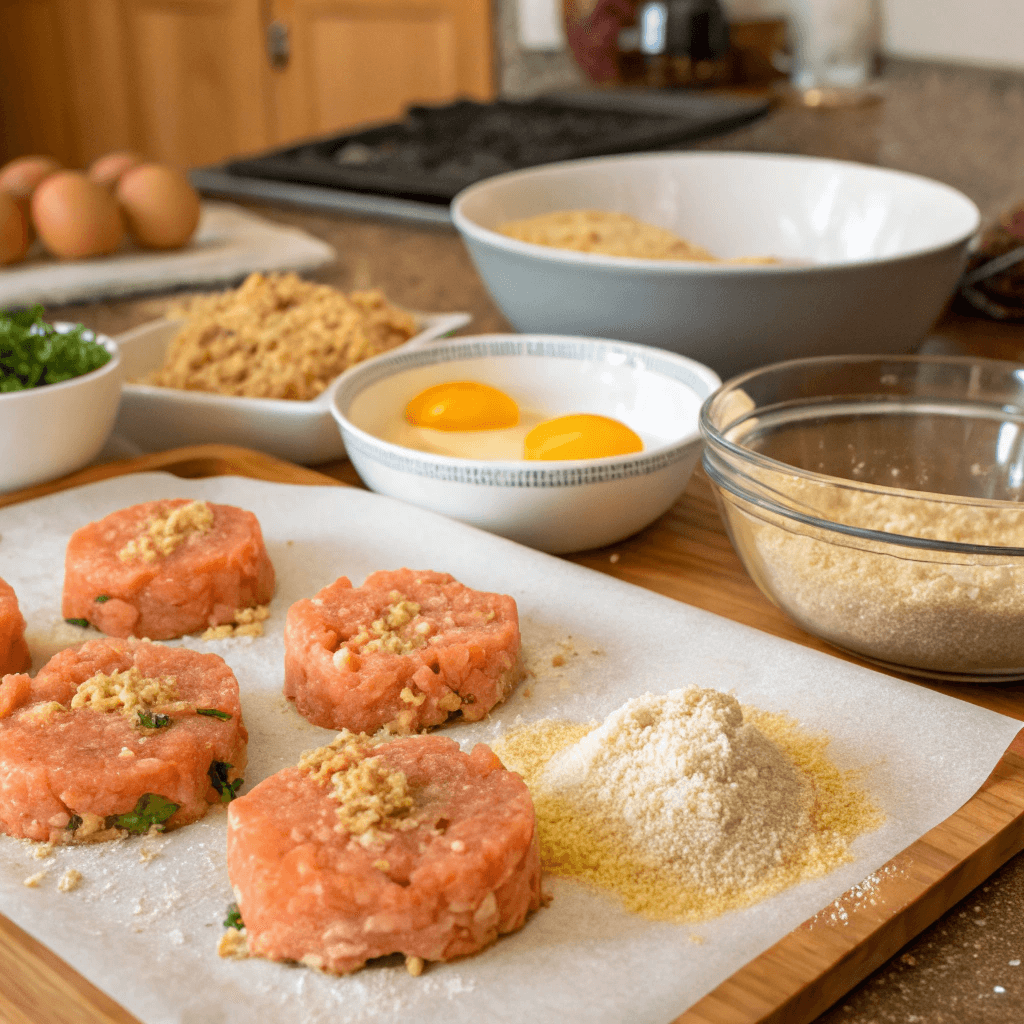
196, 89, 769, 223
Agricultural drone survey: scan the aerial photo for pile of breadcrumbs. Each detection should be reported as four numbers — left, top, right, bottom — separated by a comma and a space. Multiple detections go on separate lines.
147, 272, 419, 400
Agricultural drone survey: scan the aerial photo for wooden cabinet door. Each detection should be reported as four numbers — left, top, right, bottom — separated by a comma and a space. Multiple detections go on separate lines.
114, 0, 273, 166
268, 0, 494, 142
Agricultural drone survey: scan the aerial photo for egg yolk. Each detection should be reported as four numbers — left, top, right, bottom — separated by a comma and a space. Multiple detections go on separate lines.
524, 414, 643, 460
405, 382, 519, 431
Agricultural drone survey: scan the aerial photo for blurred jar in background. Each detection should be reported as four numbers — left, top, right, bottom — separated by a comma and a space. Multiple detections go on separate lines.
786, 0, 881, 105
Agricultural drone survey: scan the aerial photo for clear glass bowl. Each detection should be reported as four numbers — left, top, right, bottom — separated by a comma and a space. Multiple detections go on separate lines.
700, 354, 1024, 682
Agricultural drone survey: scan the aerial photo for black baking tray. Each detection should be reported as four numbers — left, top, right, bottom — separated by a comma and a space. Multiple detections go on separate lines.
222, 90, 769, 206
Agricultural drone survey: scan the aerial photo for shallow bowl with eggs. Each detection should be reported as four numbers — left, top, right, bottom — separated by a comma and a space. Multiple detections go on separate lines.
330, 334, 721, 553
451, 152, 980, 380
0, 324, 122, 494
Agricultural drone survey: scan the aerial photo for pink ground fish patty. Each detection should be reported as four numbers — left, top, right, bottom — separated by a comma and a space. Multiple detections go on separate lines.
62, 498, 275, 641
226, 732, 541, 974
284, 569, 522, 734
0, 576, 30, 676
0, 638, 247, 843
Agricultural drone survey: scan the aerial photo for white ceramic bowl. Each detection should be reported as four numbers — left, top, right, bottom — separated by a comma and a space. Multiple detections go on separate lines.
330, 334, 721, 553
112, 311, 471, 464
0, 324, 122, 494
451, 152, 981, 380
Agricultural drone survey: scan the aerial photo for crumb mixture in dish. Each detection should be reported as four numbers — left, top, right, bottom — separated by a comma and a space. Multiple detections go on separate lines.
493, 686, 881, 922
496, 210, 779, 264
732, 472, 1024, 674
147, 271, 419, 400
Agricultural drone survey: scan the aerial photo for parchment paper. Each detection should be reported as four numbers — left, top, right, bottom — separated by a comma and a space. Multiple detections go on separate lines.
0, 475, 1019, 1024
0, 203, 335, 308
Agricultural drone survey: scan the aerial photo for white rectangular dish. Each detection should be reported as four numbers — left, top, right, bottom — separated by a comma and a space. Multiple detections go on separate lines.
112, 311, 471, 464
0, 474, 1019, 1024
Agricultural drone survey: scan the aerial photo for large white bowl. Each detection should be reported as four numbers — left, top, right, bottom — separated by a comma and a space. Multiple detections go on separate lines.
330, 334, 721, 553
111, 311, 470, 464
451, 152, 981, 380
0, 325, 122, 494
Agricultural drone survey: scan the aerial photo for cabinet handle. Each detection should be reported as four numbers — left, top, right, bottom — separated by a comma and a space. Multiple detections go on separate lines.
267, 19, 290, 69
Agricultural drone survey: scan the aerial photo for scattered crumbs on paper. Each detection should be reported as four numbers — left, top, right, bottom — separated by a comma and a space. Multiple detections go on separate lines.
58, 869, 83, 893
807, 862, 907, 928
689, 934, 706, 945
23, 870, 47, 888
139, 845, 160, 864
218, 929, 250, 960
32, 842, 54, 860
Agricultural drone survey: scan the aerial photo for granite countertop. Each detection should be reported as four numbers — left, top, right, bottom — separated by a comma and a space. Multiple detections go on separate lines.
43, 58, 1024, 1024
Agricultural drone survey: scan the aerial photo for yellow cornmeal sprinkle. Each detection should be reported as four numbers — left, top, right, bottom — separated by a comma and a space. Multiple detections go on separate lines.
118, 500, 214, 563
70, 667, 179, 718
493, 709, 882, 924
298, 731, 416, 840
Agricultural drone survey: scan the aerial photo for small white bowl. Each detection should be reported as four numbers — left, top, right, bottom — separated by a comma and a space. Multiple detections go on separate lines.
451, 152, 981, 380
0, 324, 122, 494
112, 311, 471, 464
330, 335, 721, 553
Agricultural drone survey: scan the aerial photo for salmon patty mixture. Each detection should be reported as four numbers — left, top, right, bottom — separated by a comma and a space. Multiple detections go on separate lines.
0, 637, 247, 844
0, 576, 30, 676
284, 569, 521, 734
226, 731, 541, 974
62, 499, 276, 641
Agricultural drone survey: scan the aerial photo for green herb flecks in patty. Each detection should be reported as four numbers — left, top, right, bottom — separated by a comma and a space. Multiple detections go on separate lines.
208, 761, 242, 803
110, 794, 179, 834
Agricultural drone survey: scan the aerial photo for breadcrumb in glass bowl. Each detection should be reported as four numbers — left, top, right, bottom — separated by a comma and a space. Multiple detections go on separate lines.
700, 353, 1024, 682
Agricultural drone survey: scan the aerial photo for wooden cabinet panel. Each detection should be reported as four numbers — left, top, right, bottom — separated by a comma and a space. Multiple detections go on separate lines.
120, 0, 273, 166
270, 0, 494, 140
0, 0, 494, 169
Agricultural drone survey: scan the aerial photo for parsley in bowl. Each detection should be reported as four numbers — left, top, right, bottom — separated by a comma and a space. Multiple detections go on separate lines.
1, 306, 111, 391
0, 308, 122, 493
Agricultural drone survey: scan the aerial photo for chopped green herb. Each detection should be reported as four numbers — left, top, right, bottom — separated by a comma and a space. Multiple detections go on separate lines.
94, 595, 111, 603
137, 710, 172, 730
208, 761, 242, 803
0, 306, 110, 392
64, 618, 90, 628
66, 814, 83, 832
110, 794, 179, 834
223, 903, 244, 931
196, 708, 232, 721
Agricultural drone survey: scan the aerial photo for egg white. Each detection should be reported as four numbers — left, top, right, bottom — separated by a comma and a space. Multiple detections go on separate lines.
383, 409, 550, 460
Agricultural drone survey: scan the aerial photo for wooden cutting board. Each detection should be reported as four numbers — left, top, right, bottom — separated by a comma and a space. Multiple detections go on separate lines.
2, 444, 1022, 1024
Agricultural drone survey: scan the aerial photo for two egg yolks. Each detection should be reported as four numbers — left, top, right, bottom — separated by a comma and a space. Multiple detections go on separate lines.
404, 382, 643, 461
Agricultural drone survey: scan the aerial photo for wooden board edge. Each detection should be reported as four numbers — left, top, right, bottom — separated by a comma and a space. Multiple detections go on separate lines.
675, 727, 1024, 1024
0, 444, 345, 510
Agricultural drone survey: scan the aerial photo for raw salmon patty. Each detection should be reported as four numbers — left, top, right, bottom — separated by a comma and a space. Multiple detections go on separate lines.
62, 498, 276, 641
284, 569, 521, 734
0, 637, 247, 843
226, 732, 541, 974
0, 576, 30, 676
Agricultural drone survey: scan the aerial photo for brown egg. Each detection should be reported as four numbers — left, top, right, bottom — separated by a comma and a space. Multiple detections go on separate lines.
88, 150, 143, 189
0, 155, 61, 199
116, 163, 200, 250
0, 191, 30, 265
31, 170, 124, 260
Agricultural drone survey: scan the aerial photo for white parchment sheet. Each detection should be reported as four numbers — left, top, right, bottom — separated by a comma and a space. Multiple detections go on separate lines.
0, 475, 1019, 1024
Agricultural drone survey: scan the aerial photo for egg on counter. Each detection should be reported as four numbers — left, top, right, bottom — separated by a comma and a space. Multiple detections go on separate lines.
0, 191, 30, 266
88, 151, 143, 189
30, 170, 124, 260
115, 163, 200, 249
0, 155, 61, 199
389, 381, 646, 460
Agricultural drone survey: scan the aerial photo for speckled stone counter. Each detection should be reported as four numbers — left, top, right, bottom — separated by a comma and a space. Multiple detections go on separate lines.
43, 58, 1024, 1024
